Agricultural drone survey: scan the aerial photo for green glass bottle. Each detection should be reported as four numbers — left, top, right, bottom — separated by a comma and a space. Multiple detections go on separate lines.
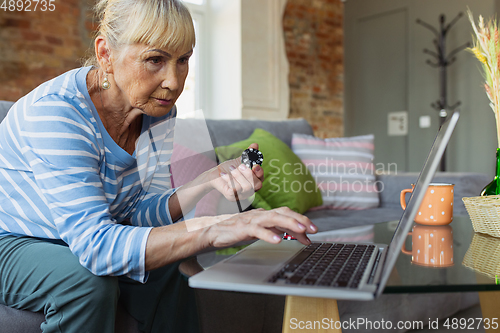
481, 148, 500, 196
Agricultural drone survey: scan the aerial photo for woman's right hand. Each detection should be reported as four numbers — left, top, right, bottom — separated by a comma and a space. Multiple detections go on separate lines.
146, 207, 317, 271
205, 207, 317, 248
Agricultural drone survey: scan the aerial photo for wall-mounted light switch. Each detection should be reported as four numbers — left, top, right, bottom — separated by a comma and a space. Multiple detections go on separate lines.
419, 115, 431, 128
388, 111, 408, 136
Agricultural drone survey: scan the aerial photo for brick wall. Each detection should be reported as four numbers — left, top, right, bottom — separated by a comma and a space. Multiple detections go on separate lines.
0, 0, 345, 138
283, 0, 344, 138
0, 0, 95, 101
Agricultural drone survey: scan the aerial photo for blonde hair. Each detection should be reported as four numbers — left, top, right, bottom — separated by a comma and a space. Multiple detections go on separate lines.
85, 0, 195, 67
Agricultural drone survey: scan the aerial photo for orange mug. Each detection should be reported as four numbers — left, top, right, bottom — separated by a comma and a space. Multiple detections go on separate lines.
401, 224, 454, 267
400, 183, 454, 225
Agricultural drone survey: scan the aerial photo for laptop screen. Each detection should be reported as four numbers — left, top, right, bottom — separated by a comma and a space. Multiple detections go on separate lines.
375, 111, 460, 297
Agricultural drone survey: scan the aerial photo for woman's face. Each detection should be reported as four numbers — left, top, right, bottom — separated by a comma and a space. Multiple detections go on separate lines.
111, 43, 193, 117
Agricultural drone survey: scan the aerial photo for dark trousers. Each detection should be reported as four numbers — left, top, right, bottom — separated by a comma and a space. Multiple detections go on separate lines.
0, 235, 199, 333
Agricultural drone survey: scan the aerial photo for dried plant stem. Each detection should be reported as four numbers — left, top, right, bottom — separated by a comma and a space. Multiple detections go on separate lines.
468, 9, 500, 148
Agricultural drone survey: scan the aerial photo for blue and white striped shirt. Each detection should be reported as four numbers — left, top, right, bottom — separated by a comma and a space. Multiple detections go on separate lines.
0, 66, 178, 282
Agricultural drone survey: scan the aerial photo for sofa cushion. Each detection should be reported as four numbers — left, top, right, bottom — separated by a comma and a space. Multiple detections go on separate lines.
292, 133, 380, 210
0, 305, 45, 333
0, 101, 13, 122
205, 118, 313, 148
0, 301, 140, 333
216, 128, 323, 214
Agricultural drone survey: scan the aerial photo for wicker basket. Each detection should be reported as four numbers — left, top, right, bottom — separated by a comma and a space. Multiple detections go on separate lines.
462, 195, 500, 238
462, 232, 500, 278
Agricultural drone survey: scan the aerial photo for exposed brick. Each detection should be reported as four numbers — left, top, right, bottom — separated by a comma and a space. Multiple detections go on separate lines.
45, 36, 64, 46
0, 0, 96, 100
67, 38, 85, 48
2, 0, 344, 139
1, 18, 31, 29
54, 46, 74, 58
30, 44, 55, 54
284, 0, 344, 138
21, 31, 42, 41
57, 3, 72, 14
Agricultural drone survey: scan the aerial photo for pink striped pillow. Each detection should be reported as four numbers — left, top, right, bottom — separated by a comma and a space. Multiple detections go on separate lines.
291, 134, 379, 210
170, 143, 220, 217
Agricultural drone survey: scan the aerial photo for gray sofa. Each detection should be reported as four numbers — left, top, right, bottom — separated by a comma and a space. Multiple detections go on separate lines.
0, 100, 489, 332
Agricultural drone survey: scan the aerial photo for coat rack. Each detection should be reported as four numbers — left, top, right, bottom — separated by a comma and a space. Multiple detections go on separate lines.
417, 12, 470, 171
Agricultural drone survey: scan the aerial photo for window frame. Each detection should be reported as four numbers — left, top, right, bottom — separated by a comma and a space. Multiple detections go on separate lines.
180, 1, 208, 116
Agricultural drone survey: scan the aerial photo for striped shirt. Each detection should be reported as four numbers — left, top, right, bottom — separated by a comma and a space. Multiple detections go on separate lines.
0, 67, 178, 282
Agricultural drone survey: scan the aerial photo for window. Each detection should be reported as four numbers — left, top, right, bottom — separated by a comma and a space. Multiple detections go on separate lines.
176, 0, 207, 118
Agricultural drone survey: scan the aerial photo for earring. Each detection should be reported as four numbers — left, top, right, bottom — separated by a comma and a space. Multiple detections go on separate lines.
102, 73, 111, 90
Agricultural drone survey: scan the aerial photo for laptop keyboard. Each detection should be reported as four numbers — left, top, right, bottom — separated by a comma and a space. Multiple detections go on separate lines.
267, 242, 376, 288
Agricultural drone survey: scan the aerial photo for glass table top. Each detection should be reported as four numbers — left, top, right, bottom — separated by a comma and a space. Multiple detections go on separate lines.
310, 215, 500, 294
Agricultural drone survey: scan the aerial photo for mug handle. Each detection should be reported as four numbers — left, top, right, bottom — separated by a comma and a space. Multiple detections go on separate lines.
401, 232, 412, 255
400, 188, 413, 210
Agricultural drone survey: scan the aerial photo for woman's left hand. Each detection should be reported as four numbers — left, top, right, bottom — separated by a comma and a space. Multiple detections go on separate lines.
210, 143, 264, 202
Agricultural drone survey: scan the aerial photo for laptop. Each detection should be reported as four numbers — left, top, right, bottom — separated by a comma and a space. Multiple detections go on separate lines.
189, 111, 460, 301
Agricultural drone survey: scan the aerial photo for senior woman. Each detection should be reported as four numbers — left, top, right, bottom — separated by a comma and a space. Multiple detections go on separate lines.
0, 0, 316, 332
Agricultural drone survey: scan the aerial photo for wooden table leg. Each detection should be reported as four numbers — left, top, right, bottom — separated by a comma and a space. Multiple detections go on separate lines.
479, 291, 500, 332
282, 295, 342, 333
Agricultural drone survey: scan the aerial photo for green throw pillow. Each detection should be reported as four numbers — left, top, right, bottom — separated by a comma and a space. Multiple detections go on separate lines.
215, 129, 322, 214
